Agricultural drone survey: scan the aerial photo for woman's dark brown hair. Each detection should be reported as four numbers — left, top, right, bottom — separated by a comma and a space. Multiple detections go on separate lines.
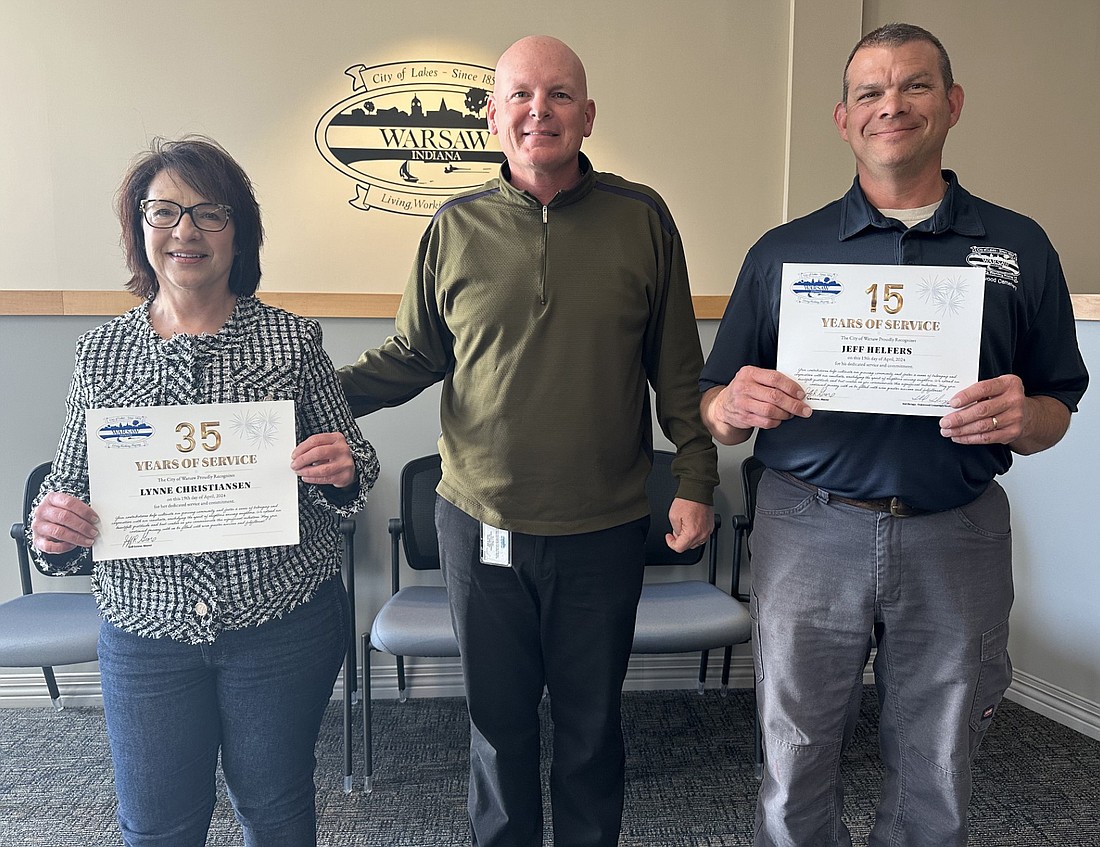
117, 136, 264, 298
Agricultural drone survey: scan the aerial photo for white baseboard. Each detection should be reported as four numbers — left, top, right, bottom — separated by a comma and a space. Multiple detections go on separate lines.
1005, 669, 1100, 742
0, 652, 756, 708
0, 670, 104, 708
5, 658, 1097, 746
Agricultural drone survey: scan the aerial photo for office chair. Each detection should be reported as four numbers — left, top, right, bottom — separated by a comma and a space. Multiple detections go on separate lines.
4, 462, 360, 787
361, 453, 457, 791
631, 450, 752, 688
724, 454, 766, 777
360, 450, 759, 790
1, 461, 101, 710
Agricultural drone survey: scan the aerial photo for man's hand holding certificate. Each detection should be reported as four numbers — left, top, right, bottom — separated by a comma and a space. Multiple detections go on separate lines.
85, 400, 300, 560
777, 263, 985, 415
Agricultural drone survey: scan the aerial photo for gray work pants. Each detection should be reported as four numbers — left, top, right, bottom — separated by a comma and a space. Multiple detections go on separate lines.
751, 470, 1014, 847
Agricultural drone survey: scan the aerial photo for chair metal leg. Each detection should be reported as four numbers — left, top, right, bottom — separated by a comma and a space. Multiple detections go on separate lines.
342, 637, 354, 793
720, 645, 733, 696
340, 517, 359, 705
42, 666, 63, 711
363, 634, 374, 793
346, 554, 359, 706
396, 655, 407, 703
697, 649, 709, 694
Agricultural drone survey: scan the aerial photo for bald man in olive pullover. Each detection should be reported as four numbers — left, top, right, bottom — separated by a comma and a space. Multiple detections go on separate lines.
338, 35, 717, 847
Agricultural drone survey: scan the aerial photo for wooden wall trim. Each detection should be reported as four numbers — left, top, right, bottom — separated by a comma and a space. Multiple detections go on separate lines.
1, 290, 1097, 321
1072, 294, 1100, 322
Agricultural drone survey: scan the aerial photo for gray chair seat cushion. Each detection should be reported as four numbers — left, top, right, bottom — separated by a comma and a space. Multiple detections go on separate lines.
370, 586, 459, 657
632, 581, 751, 654
0, 592, 101, 667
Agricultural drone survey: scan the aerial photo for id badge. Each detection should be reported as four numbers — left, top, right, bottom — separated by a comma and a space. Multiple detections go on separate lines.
480, 522, 512, 567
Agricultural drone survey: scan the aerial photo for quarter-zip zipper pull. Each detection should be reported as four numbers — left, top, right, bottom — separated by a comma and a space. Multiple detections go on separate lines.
540, 205, 549, 304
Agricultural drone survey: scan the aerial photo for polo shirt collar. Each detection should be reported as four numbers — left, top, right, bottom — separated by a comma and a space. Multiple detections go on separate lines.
837, 170, 986, 241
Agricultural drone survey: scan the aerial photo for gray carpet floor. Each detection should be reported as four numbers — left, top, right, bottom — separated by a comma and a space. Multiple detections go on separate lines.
1, 687, 1098, 845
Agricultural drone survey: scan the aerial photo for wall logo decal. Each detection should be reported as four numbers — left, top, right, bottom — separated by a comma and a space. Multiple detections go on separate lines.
316, 60, 505, 217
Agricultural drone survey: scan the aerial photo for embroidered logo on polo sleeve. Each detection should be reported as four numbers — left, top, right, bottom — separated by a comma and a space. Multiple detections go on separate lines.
966, 246, 1020, 290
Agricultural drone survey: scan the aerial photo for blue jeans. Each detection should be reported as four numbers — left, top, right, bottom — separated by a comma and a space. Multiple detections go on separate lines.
435, 496, 648, 847
750, 470, 1014, 847
97, 576, 349, 847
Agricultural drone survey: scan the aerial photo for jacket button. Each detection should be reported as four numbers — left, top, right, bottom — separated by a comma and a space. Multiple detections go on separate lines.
195, 601, 209, 617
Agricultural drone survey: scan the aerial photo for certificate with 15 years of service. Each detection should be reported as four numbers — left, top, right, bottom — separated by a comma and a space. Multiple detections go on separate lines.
777, 263, 986, 416
85, 400, 300, 560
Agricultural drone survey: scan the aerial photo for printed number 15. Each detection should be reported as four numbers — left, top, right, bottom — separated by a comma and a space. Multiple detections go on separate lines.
866, 283, 904, 314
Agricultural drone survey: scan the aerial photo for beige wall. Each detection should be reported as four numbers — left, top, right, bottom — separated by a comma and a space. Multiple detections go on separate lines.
3, 0, 1097, 302
0, 0, 789, 299
863, 0, 1100, 294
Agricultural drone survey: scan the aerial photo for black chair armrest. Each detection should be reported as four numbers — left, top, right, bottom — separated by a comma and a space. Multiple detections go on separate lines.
388, 518, 404, 594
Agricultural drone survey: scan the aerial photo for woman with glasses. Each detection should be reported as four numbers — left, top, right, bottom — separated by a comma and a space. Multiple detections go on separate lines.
27, 136, 379, 846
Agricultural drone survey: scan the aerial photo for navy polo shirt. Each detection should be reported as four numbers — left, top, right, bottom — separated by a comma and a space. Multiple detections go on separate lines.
701, 172, 1089, 511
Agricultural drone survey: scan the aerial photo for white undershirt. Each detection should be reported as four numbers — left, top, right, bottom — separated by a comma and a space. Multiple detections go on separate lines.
878, 199, 942, 228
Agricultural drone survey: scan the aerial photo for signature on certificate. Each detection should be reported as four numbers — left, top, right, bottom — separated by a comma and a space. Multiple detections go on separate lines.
123, 528, 160, 549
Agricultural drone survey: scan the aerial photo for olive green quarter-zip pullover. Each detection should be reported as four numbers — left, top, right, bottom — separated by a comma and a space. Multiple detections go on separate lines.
339, 155, 718, 535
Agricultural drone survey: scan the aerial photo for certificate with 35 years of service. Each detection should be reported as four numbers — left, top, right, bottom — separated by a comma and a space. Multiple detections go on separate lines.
85, 400, 300, 560
777, 263, 986, 416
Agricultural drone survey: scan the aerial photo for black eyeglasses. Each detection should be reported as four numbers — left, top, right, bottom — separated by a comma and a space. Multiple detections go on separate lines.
139, 199, 233, 232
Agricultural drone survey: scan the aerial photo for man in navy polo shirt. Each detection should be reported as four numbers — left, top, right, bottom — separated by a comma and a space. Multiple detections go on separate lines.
700, 22, 1088, 847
